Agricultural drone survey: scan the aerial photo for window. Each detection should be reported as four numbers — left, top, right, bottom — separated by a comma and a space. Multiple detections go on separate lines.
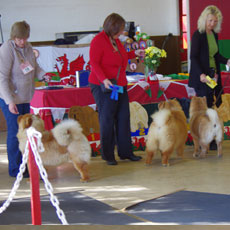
179, 0, 188, 66
182, 0, 188, 49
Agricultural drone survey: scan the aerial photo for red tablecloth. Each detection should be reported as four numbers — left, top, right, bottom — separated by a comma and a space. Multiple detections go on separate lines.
30, 79, 191, 130
31, 87, 95, 108
30, 87, 95, 130
221, 72, 230, 94
128, 79, 190, 104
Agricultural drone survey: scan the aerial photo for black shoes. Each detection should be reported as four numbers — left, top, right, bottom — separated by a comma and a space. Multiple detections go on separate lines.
120, 155, 142, 161
23, 167, 30, 178
104, 155, 142, 165
106, 160, 118, 165
23, 171, 30, 178
209, 140, 217, 150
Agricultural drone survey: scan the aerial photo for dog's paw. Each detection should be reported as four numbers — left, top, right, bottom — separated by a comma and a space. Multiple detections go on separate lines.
162, 163, 170, 167
80, 177, 90, 183
145, 160, 152, 166
199, 153, 206, 158
217, 153, 223, 158
193, 153, 200, 158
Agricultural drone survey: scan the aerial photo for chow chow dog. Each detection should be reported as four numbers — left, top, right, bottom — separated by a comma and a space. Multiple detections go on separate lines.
145, 99, 188, 166
17, 114, 91, 182
68, 105, 100, 137
189, 96, 223, 158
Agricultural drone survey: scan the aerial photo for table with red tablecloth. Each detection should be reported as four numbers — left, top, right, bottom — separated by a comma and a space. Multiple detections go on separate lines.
30, 87, 95, 130
221, 72, 230, 94
30, 79, 194, 130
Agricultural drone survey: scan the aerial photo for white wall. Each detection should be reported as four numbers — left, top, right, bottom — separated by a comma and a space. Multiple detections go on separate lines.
1, 0, 180, 42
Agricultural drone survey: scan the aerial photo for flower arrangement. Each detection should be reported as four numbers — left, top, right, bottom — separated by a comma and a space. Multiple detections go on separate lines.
144, 46, 167, 77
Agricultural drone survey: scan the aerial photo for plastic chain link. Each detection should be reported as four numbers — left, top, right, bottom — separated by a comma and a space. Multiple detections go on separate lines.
0, 127, 69, 225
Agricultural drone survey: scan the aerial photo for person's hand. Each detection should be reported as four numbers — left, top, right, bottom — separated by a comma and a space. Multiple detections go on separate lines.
214, 73, 218, 82
9, 103, 19, 114
227, 59, 230, 67
103, 79, 114, 89
135, 49, 145, 59
42, 74, 52, 82
200, 73, 209, 83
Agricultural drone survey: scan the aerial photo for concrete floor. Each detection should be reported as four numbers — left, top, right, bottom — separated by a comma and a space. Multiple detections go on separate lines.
0, 130, 230, 229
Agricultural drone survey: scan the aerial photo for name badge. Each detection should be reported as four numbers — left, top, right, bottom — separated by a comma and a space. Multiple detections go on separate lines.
20, 61, 34, 75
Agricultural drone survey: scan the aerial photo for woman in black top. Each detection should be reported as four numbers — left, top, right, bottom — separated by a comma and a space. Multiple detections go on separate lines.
189, 5, 230, 108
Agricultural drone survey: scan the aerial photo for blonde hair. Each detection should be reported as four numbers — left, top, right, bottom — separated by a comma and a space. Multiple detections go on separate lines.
197, 5, 222, 33
10, 21, 30, 40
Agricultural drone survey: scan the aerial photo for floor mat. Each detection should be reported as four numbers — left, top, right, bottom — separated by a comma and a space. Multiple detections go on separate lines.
125, 191, 230, 225
0, 191, 143, 225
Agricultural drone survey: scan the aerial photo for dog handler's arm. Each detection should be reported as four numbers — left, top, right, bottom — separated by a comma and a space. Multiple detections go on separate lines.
89, 36, 107, 83
0, 42, 16, 105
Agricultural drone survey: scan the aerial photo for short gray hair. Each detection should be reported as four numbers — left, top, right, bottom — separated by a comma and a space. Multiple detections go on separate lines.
197, 5, 222, 33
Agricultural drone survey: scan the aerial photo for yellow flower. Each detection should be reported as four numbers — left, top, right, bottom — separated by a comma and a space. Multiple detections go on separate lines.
144, 46, 167, 77
144, 46, 167, 71
161, 49, 167, 58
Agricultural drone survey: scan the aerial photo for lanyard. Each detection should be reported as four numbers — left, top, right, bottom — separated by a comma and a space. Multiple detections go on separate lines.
15, 49, 26, 64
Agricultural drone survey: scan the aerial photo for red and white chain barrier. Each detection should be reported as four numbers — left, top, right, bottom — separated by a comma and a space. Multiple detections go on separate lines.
0, 127, 68, 225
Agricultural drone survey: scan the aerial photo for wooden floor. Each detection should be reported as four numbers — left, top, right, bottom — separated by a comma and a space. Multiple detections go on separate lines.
0, 131, 230, 229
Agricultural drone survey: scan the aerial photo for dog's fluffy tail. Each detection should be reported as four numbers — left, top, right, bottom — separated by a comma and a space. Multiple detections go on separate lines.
52, 119, 83, 146
151, 109, 171, 127
206, 108, 220, 126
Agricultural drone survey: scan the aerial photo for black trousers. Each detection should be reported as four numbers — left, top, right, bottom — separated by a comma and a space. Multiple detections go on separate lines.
195, 83, 222, 108
90, 84, 133, 161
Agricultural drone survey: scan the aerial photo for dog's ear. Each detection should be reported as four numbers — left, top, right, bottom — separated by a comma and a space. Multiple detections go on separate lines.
35, 114, 41, 119
158, 101, 164, 110
24, 117, 33, 129
17, 115, 23, 124
203, 96, 207, 103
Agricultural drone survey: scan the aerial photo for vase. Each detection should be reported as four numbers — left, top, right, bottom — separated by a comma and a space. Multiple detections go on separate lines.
145, 66, 158, 81
148, 69, 158, 81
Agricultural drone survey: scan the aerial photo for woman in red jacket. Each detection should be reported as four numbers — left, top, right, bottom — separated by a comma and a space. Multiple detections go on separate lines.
89, 13, 144, 165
